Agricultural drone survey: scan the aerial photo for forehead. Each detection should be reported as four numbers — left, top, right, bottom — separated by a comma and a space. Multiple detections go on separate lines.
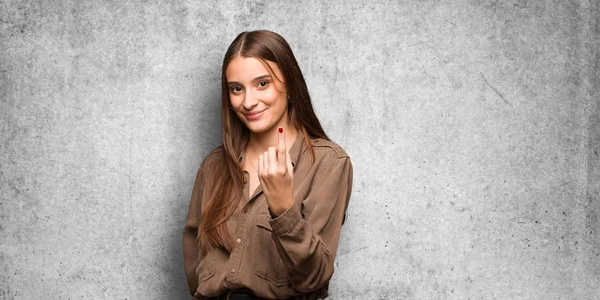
226, 56, 283, 83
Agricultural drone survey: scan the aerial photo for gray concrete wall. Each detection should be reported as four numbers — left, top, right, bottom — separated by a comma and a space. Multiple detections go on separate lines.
1, 1, 598, 299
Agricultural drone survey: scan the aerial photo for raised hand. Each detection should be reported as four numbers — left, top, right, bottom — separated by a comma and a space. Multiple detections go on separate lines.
257, 127, 294, 217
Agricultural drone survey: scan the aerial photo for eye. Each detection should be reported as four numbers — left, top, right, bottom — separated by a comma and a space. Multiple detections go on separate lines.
229, 86, 243, 93
257, 81, 269, 88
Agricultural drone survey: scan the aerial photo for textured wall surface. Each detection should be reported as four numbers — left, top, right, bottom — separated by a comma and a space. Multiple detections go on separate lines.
1, 0, 599, 299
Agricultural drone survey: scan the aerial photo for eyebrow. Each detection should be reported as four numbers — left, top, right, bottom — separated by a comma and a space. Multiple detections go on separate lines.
227, 74, 271, 86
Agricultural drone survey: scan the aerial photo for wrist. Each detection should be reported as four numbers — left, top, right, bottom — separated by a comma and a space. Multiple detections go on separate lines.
268, 208, 279, 219
268, 198, 293, 217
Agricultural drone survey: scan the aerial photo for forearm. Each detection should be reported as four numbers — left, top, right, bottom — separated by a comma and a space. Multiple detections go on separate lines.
267, 156, 353, 292
269, 201, 341, 292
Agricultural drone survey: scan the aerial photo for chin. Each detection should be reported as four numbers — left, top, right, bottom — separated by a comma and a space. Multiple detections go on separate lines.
244, 121, 273, 134
246, 125, 272, 134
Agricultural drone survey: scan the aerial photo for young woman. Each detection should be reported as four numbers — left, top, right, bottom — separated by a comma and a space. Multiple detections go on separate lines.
183, 30, 353, 300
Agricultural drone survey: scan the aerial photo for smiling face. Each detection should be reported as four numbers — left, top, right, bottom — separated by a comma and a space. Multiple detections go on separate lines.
226, 56, 289, 134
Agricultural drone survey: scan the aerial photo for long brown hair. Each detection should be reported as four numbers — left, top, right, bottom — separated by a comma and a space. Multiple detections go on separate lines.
199, 30, 329, 251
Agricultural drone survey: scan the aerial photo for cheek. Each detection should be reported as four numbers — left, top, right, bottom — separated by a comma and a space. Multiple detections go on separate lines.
260, 89, 285, 105
229, 94, 243, 107
235, 111, 246, 122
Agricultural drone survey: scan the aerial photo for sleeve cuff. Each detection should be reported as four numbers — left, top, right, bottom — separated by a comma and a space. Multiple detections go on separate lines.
268, 200, 302, 236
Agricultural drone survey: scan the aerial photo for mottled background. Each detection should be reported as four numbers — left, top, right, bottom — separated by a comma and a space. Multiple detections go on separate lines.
1, 0, 599, 299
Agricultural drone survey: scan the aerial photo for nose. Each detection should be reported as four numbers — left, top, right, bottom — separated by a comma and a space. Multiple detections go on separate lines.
242, 89, 258, 110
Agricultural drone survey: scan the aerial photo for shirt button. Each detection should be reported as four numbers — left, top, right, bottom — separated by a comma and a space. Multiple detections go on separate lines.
236, 238, 242, 244
231, 268, 235, 272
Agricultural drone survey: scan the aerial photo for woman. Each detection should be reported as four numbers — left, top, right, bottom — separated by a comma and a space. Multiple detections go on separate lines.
183, 30, 353, 300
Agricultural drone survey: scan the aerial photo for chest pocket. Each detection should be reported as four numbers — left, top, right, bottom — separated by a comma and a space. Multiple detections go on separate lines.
252, 213, 291, 287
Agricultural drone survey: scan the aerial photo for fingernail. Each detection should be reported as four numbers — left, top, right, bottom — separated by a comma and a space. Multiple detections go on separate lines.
278, 127, 283, 133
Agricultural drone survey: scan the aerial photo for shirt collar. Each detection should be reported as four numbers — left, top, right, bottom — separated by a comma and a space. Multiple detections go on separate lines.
238, 132, 305, 169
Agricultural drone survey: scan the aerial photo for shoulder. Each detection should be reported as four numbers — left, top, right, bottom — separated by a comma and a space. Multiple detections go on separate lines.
303, 137, 353, 188
308, 137, 350, 160
198, 145, 225, 173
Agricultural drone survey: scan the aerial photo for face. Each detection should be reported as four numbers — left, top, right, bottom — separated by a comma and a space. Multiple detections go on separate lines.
226, 56, 289, 134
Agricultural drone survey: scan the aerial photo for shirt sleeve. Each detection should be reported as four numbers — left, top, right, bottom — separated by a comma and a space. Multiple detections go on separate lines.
182, 163, 205, 296
268, 155, 353, 293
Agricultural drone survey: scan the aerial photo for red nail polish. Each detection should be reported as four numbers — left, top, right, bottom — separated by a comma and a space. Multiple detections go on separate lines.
278, 127, 283, 133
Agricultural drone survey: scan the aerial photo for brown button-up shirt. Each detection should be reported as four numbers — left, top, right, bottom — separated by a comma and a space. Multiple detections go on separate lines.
183, 133, 353, 299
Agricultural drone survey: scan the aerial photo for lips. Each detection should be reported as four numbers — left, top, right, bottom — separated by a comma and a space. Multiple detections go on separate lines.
245, 109, 266, 120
